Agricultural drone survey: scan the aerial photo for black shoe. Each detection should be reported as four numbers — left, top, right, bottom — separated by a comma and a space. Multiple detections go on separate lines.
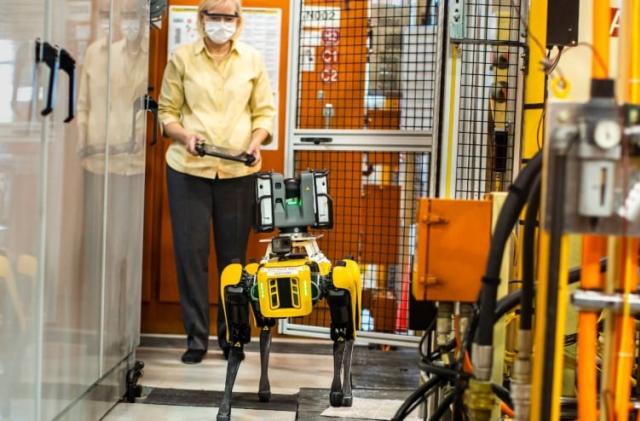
181, 349, 206, 364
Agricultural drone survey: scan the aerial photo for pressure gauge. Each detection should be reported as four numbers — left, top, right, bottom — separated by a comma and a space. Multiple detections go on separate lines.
594, 120, 622, 149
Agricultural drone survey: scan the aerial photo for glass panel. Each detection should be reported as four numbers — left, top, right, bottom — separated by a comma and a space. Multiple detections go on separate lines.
295, 0, 439, 131
40, 0, 110, 417
291, 150, 429, 335
102, 0, 149, 370
0, 1, 46, 420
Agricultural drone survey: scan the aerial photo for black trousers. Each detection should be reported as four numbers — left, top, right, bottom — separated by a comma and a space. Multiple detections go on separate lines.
166, 165, 254, 351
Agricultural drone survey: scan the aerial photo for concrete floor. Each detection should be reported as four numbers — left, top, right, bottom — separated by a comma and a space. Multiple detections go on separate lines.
104, 337, 420, 421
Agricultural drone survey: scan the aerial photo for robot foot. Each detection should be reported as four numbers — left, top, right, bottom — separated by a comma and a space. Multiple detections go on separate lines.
341, 339, 355, 407
258, 390, 271, 403
330, 340, 346, 407
330, 391, 344, 407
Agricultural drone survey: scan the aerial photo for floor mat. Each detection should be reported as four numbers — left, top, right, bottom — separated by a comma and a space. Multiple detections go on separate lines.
320, 397, 421, 420
141, 387, 298, 412
298, 388, 417, 421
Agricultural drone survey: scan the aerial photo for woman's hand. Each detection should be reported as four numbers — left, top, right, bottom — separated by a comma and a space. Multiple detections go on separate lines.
181, 131, 205, 156
247, 128, 269, 167
246, 138, 262, 166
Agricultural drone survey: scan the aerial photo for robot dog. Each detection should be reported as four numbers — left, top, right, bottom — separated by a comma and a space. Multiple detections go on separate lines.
208, 158, 363, 421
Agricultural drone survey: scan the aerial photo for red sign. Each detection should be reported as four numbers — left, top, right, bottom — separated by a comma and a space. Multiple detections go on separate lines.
321, 29, 340, 46
321, 67, 338, 83
322, 47, 338, 64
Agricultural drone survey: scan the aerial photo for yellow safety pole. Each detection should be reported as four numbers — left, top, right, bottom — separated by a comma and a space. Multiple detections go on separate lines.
521, 0, 547, 160
527, 0, 550, 419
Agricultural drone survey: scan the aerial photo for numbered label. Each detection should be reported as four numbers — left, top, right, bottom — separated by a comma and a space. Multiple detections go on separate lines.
321, 29, 340, 46
301, 6, 341, 28
321, 67, 339, 83
322, 47, 338, 64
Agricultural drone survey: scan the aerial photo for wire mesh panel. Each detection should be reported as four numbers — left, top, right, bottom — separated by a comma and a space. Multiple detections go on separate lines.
295, 0, 439, 132
289, 150, 430, 336
453, 0, 525, 199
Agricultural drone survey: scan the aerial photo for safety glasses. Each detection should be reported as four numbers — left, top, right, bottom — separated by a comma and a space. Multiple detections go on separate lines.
201, 11, 238, 23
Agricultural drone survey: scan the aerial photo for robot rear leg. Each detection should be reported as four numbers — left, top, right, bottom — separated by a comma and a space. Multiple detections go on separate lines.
218, 282, 251, 421
327, 288, 356, 407
251, 301, 276, 403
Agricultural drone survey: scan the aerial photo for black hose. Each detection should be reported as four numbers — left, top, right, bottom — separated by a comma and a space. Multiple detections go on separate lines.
492, 383, 514, 410
520, 174, 541, 330
540, 152, 567, 421
391, 376, 442, 421
403, 383, 441, 419
417, 361, 468, 380
418, 317, 437, 359
423, 340, 456, 363
427, 391, 459, 421
494, 290, 522, 322
476, 152, 543, 347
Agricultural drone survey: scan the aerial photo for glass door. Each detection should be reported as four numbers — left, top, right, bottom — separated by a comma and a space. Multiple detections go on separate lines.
101, 0, 149, 371
40, 0, 112, 417
0, 1, 47, 420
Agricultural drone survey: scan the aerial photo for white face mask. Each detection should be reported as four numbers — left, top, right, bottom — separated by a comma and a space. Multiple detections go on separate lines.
121, 19, 141, 42
204, 21, 236, 44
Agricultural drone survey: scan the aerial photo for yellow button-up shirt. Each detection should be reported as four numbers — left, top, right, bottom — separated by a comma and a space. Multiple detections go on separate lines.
158, 38, 276, 179
77, 37, 148, 176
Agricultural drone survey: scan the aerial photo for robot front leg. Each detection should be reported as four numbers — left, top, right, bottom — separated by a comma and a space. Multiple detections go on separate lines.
251, 301, 276, 403
218, 284, 251, 421
327, 288, 356, 407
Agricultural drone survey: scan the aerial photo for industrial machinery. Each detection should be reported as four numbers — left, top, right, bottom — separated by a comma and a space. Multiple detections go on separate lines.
395, 0, 640, 420
198, 145, 363, 421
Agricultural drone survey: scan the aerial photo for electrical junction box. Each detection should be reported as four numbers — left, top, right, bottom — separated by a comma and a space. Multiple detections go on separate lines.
412, 198, 492, 302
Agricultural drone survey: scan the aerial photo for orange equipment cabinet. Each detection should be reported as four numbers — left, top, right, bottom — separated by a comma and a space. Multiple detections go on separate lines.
412, 198, 492, 302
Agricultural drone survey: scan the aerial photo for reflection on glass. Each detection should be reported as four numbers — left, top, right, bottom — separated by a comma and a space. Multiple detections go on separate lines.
2, 0, 148, 417
101, 0, 149, 366
0, 8, 44, 419
76, 0, 110, 323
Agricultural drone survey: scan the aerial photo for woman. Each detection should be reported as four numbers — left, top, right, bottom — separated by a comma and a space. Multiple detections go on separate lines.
158, 0, 275, 364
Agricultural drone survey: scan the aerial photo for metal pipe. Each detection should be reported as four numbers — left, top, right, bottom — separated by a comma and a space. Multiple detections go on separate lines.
572, 289, 640, 313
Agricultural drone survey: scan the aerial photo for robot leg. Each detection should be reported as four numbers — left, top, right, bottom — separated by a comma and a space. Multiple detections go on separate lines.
326, 259, 362, 408
250, 300, 276, 402
218, 264, 251, 421
327, 288, 353, 407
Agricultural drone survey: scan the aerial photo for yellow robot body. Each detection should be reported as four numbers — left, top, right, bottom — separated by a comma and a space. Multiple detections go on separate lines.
332, 259, 363, 333
256, 259, 314, 319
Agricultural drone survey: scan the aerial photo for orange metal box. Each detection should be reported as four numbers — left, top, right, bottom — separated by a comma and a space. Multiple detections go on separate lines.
412, 198, 492, 302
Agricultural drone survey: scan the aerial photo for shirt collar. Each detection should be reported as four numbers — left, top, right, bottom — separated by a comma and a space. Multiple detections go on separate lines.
194, 37, 244, 57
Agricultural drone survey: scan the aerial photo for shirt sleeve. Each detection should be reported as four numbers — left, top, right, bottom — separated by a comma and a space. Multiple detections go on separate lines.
76, 64, 90, 129
158, 54, 185, 129
76, 45, 93, 129
249, 54, 276, 145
